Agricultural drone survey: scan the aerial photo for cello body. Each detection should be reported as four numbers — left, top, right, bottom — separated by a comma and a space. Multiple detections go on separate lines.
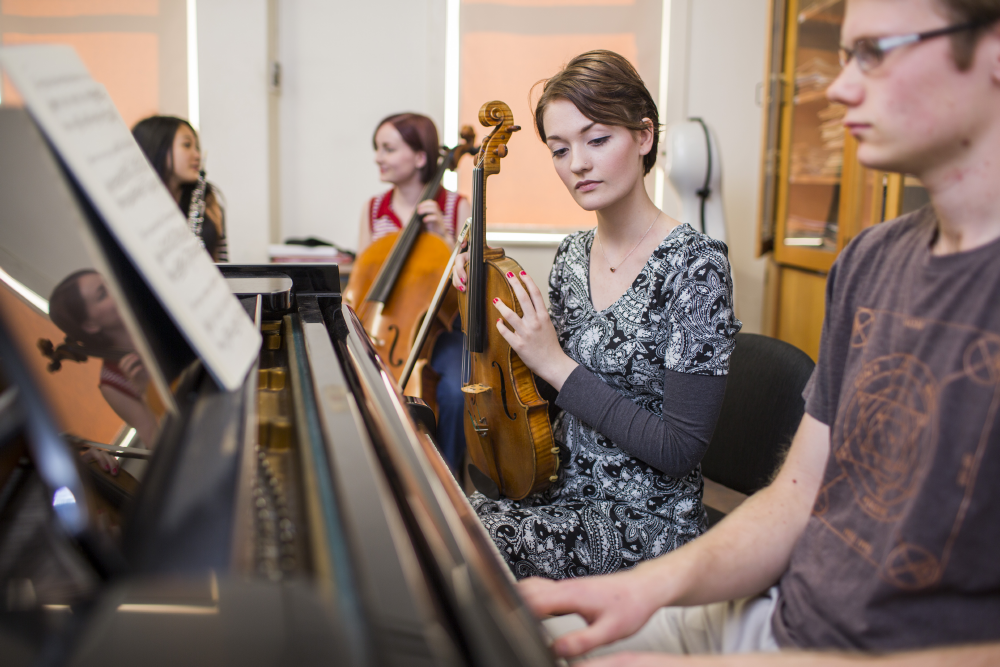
459, 101, 558, 501
344, 231, 458, 379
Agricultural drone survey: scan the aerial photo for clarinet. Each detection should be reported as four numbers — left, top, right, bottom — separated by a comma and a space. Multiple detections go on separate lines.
187, 169, 208, 250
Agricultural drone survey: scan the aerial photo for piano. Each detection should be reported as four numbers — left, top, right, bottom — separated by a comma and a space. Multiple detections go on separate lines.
0, 106, 554, 666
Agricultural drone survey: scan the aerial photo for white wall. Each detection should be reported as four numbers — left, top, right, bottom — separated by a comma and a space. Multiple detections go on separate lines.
196, 0, 770, 329
685, 0, 769, 333
197, 0, 272, 263
198, 0, 448, 260
278, 0, 447, 250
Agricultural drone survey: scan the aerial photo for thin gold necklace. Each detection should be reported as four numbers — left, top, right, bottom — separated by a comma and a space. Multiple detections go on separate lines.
596, 210, 661, 273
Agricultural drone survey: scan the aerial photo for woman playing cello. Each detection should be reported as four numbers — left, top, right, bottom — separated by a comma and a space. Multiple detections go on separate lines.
357, 112, 471, 473
454, 51, 741, 579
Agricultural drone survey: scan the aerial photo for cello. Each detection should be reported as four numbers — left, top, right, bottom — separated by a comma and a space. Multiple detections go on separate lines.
457, 101, 558, 501
343, 127, 477, 396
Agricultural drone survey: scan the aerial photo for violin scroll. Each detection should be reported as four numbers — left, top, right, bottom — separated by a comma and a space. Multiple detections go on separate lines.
476, 101, 521, 176
37, 336, 129, 372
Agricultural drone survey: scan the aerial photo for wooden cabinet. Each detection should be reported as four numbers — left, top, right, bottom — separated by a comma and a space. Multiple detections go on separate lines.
756, 0, 928, 359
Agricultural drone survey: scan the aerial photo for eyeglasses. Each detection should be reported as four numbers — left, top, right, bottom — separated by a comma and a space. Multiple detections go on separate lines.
838, 20, 985, 72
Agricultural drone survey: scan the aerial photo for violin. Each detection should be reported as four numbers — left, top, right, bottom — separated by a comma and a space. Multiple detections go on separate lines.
457, 101, 558, 501
38, 336, 130, 372
343, 127, 477, 400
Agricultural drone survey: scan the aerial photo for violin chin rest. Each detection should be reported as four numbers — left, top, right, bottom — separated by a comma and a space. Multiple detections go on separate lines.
468, 463, 501, 500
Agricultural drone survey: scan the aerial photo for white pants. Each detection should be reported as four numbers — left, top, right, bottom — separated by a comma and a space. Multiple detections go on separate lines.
543, 586, 781, 660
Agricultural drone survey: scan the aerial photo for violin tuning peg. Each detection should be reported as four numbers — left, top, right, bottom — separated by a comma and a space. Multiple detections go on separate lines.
494, 144, 508, 158
508, 125, 522, 133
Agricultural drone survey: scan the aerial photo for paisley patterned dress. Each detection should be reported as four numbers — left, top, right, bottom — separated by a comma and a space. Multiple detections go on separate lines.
471, 223, 741, 580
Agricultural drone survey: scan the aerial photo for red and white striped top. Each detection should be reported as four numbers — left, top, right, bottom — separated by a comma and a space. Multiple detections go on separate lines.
100, 360, 142, 401
368, 187, 465, 243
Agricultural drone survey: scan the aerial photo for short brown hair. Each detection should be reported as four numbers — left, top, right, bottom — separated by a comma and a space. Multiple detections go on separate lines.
534, 50, 660, 175
373, 113, 439, 184
936, 0, 1000, 69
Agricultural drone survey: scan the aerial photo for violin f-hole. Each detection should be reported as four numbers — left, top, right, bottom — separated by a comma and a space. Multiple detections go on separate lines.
492, 360, 517, 421
387, 324, 403, 367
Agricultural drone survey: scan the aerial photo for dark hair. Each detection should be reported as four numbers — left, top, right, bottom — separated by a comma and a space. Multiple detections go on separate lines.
132, 115, 222, 255
372, 113, 439, 184
131, 115, 214, 207
937, 0, 1000, 69
49, 269, 111, 349
132, 115, 194, 184
534, 50, 660, 175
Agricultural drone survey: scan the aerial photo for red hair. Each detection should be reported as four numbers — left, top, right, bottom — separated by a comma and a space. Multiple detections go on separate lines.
373, 113, 440, 184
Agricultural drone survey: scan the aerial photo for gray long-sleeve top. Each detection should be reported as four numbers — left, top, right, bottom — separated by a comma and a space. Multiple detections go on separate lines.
555, 365, 727, 477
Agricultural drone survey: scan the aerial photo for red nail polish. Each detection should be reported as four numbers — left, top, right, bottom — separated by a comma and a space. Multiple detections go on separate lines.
520, 270, 526, 276
460, 276, 466, 283
497, 318, 502, 323
507, 271, 514, 278
458, 285, 465, 292
493, 298, 498, 304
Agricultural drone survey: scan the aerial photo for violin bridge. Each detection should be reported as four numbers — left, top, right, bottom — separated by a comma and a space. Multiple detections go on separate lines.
462, 384, 492, 395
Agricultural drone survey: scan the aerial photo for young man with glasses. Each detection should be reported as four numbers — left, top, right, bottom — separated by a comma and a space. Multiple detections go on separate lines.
519, 1, 1000, 664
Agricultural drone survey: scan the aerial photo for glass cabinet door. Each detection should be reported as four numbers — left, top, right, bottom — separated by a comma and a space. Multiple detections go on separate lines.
840, 132, 889, 247
759, 0, 920, 273
775, 0, 845, 272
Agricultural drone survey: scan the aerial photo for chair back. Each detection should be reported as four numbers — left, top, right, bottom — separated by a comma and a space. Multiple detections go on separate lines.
702, 333, 815, 496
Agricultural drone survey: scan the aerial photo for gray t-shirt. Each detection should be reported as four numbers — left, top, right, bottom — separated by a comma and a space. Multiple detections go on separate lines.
772, 206, 1000, 650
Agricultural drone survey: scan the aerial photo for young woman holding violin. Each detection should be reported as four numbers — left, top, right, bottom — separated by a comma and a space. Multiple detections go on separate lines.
453, 50, 741, 580
48, 270, 159, 474
357, 112, 471, 473
132, 116, 228, 262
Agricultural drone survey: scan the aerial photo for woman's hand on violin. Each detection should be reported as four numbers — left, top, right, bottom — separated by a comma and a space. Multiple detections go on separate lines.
417, 200, 454, 244
452, 249, 469, 292
493, 270, 578, 390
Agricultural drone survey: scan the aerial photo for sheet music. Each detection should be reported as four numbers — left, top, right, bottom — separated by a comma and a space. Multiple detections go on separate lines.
0, 44, 260, 391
